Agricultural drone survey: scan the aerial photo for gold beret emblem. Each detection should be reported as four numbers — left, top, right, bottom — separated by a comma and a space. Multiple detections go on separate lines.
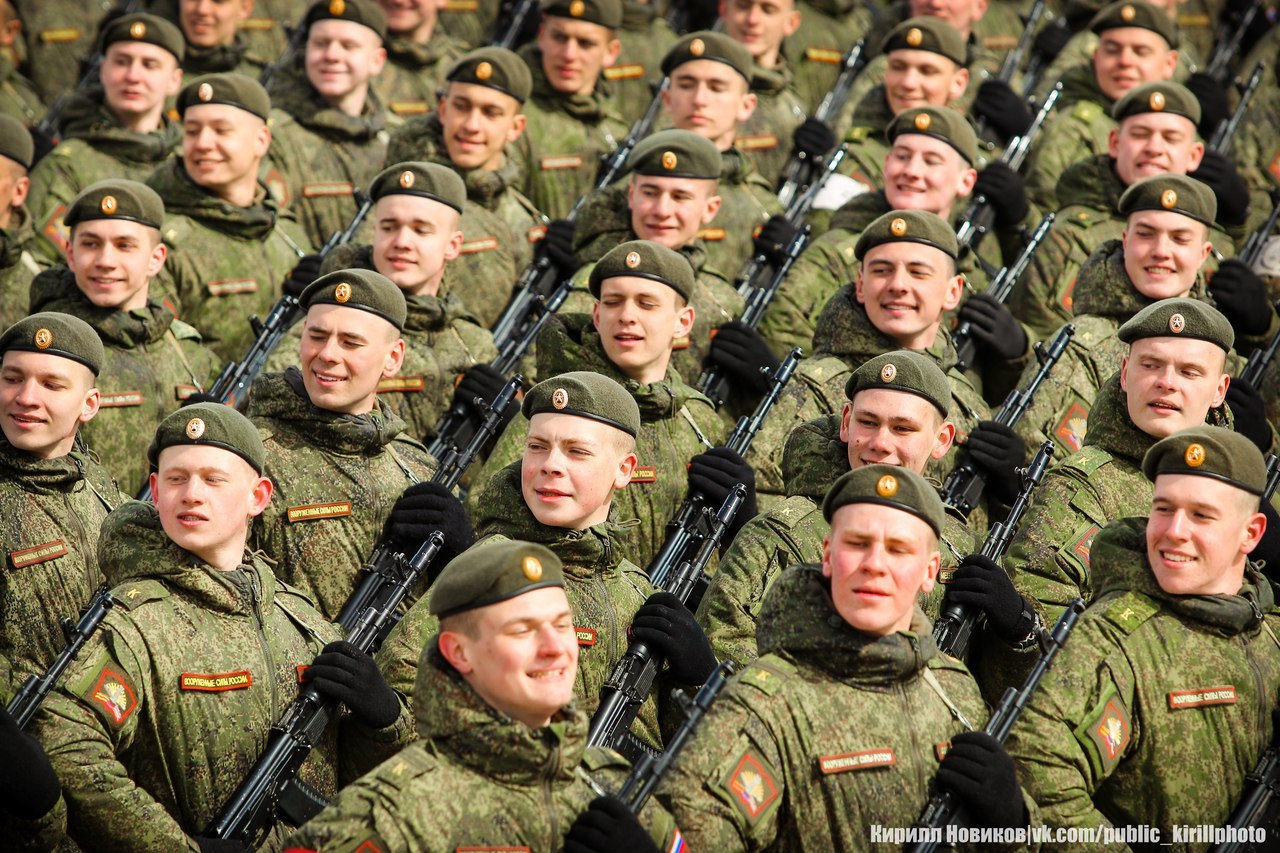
476, 61, 493, 81
913, 112, 931, 131
906, 27, 923, 47
1160, 188, 1177, 209
1184, 442, 1205, 467
329, 0, 346, 15
334, 282, 352, 303
198, 82, 213, 102
625, 251, 641, 268
1120, 3, 1135, 20
100, 195, 118, 215
876, 474, 898, 497
129, 21, 146, 39
185, 417, 206, 440
890, 217, 908, 237
33, 328, 51, 349
880, 362, 897, 382
399, 170, 415, 188
522, 555, 543, 581
569, 0, 585, 15
661, 151, 677, 170
690, 38, 705, 56
552, 388, 569, 409
1149, 91, 1166, 111
1168, 312, 1185, 333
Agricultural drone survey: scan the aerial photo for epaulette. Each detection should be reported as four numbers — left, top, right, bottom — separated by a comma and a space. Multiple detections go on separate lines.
1061, 207, 1104, 229
582, 745, 630, 771
1100, 591, 1159, 635
736, 657, 794, 696
168, 318, 205, 341
1070, 100, 1103, 123
1059, 444, 1116, 477
111, 579, 169, 611
845, 124, 873, 142
926, 649, 972, 674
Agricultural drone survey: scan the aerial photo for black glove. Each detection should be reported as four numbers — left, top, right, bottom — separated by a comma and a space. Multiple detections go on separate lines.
1184, 72, 1232, 141
0, 707, 60, 821
452, 363, 519, 432
792, 117, 836, 159
282, 253, 324, 298
973, 161, 1030, 228
542, 218, 577, 272
751, 214, 799, 265
194, 838, 250, 853
385, 481, 475, 567
1228, 377, 1273, 453
1211, 259, 1273, 336
972, 80, 1033, 142
688, 446, 759, 540
30, 124, 56, 168
706, 321, 781, 396
1031, 18, 1072, 64
956, 292, 1028, 361
945, 554, 1030, 644
964, 420, 1026, 503
1191, 149, 1250, 227
630, 591, 718, 685
181, 392, 225, 407
564, 796, 661, 853
304, 640, 400, 729
1254, 498, 1280, 584
935, 731, 1027, 829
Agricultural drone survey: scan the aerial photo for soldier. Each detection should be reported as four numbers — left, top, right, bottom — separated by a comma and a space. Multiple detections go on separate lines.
373, 0, 467, 119
605, 0, 679, 126
149, 72, 314, 361
656, 465, 1035, 848
0, 0, 41, 129
32, 403, 410, 850
1007, 426, 1280, 839
11, 0, 113, 107
26, 179, 220, 496
282, 540, 683, 852
176, 0, 271, 77
27, 13, 184, 266
0, 116, 40, 331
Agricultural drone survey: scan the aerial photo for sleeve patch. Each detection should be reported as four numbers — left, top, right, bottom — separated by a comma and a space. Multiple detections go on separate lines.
1073, 683, 1130, 777
1055, 403, 1089, 453
85, 664, 139, 727
1071, 524, 1101, 566
720, 750, 781, 824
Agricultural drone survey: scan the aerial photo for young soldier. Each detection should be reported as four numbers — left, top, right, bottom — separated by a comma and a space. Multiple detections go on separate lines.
282, 541, 683, 851
177, 0, 271, 78
0, 0, 41, 129
27, 179, 220, 496
0, 117, 40, 331
11, 0, 112, 105
656, 466, 1035, 848
32, 404, 409, 851
374, 0, 467, 119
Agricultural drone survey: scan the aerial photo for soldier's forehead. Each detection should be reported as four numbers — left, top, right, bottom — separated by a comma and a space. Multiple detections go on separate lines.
862, 241, 951, 267
631, 173, 716, 194
375, 193, 458, 223
305, 302, 400, 338
526, 411, 619, 444
1098, 26, 1170, 48
156, 442, 252, 473
104, 40, 179, 65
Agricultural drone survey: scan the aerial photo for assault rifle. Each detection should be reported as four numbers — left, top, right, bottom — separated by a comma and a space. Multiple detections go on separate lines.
942, 323, 1074, 520
493, 0, 538, 49
655, 349, 801, 588
974, 0, 1047, 139
258, 14, 308, 90
7, 585, 116, 729
933, 440, 1054, 659
776, 41, 866, 207
908, 597, 1086, 852
1206, 1, 1263, 84
1239, 189, 1280, 268
1210, 62, 1265, 156
1240, 302, 1280, 389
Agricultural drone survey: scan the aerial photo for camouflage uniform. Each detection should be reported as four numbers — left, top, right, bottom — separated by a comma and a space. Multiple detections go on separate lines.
828, 86, 894, 199
0, 49, 43, 128
782, 0, 874, 113
247, 369, 437, 620
180, 33, 270, 79
1023, 64, 1116, 212
699, 146, 783, 279
236, 0, 306, 61
737, 59, 807, 188
435, 0, 500, 50
284, 643, 681, 852
607, 1, 680, 126
1029, 30, 1198, 104
0, 655, 70, 851
375, 33, 468, 120
13, 0, 112, 105
0, 205, 44, 330
28, 266, 221, 496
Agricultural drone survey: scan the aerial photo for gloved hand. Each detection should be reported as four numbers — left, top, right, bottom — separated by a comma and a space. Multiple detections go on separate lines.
282, 253, 325, 298
973, 162, 1030, 228
1227, 377, 1273, 453
385, 481, 475, 566
194, 838, 250, 853
957, 293, 1028, 361
1184, 72, 1232, 140
964, 421, 1026, 503
0, 707, 60, 821
706, 321, 781, 396
304, 640, 400, 729
564, 796, 661, 853
752, 214, 799, 265
1211, 260, 1273, 336
792, 117, 836, 159
972, 80, 1033, 142
1030, 18, 1072, 64
688, 447, 759, 540
30, 124, 56, 168
935, 731, 1028, 829
1191, 150, 1250, 226
945, 554, 1030, 644
542, 218, 578, 272
181, 392, 225, 407
453, 363, 520, 432
630, 591, 718, 685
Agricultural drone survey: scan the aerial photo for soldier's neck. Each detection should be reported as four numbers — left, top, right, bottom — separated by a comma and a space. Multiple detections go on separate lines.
109, 103, 166, 135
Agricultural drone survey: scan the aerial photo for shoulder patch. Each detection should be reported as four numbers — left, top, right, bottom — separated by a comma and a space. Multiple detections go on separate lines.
1062, 445, 1115, 477
83, 660, 140, 727
1054, 402, 1090, 453
1073, 682, 1131, 778
720, 749, 782, 825
1102, 592, 1159, 634
1069, 524, 1101, 567
114, 580, 169, 610
736, 658, 794, 696
1071, 101, 1103, 123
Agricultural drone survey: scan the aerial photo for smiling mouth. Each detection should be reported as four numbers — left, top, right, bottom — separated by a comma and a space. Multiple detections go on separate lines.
1148, 399, 1180, 413
529, 667, 567, 680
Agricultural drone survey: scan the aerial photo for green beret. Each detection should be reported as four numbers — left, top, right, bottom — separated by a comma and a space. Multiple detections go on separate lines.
100, 13, 185, 62
822, 464, 946, 536
522, 371, 641, 438
589, 240, 694, 302
430, 540, 565, 618
880, 17, 967, 67
540, 0, 622, 28
147, 402, 265, 475
855, 209, 959, 260
1117, 174, 1217, 227
0, 312, 104, 376
661, 31, 754, 82
0, 115, 33, 170
304, 0, 387, 41
370, 161, 466, 213
1112, 81, 1201, 125
65, 179, 164, 230
1090, 1, 1176, 48
887, 106, 978, 165
844, 351, 950, 416
1141, 425, 1266, 495
300, 268, 408, 330
446, 47, 532, 103
178, 73, 272, 122
628, 129, 721, 180
1117, 296, 1234, 352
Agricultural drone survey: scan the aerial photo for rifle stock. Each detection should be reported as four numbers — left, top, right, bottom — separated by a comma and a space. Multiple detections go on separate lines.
1210, 62, 1265, 156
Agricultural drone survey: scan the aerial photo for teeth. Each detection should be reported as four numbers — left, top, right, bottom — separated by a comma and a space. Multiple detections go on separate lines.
1162, 552, 1193, 563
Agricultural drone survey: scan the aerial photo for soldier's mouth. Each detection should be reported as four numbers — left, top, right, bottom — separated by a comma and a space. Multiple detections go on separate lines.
313, 371, 346, 386
1158, 550, 1195, 564
1143, 265, 1176, 277
1148, 399, 1180, 412
529, 668, 568, 680
534, 488, 571, 500
8, 413, 44, 426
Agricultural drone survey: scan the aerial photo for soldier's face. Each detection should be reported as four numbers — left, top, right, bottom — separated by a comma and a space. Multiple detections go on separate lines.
438, 82, 527, 172
1120, 337, 1229, 438
883, 135, 977, 219
884, 50, 968, 114
182, 104, 272, 195
521, 413, 637, 530
438, 587, 579, 729
152, 444, 273, 572
1109, 114, 1204, 184
306, 19, 387, 107
841, 390, 954, 473
823, 503, 940, 636
909, 0, 990, 37
1092, 29, 1178, 101
536, 17, 621, 97
1147, 473, 1265, 596
0, 351, 99, 459
856, 243, 964, 350
299, 304, 406, 415
180, 0, 253, 48
378, 0, 439, 39
66, 220, 166, 313
101, 42, 183, 122
718, 0, 800, 64
372, 195, 463, 296
627, 175, 721, 249
592, 276, 695, 384
1122, 210, 1212, 299
663, 61, 757, 149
